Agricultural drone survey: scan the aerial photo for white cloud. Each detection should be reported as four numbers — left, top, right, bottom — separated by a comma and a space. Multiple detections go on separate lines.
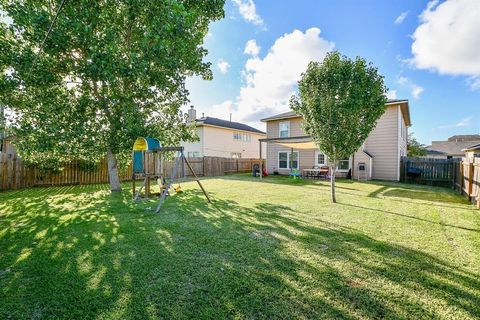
227, 27, 334, 124
387, 90, 398, 100
217, 59, 230, 74
410, 0, 480, 89
438, 116, 472, 129
397, 76, 424, 99
232, 0, 264, 27
394, 11, 409, 24
244, 39, 260, 57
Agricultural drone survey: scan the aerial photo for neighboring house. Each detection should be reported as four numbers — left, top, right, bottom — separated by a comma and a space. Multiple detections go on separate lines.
463, 143, 480, 159
181, 107, 266, 158
260, 99, 411, 181
426, 135, 480, 159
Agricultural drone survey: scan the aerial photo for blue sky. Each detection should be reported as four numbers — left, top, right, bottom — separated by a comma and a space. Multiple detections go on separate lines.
186, 0, 480, 145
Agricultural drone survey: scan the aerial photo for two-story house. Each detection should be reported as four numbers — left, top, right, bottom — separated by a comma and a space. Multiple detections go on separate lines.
260, 99, 411, 181
182, 106, 266, 159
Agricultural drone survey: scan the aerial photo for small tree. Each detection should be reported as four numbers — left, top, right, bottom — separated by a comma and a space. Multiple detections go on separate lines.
0, 0, 224, 191
291, 51, 388, 202
407, 133, 427, 157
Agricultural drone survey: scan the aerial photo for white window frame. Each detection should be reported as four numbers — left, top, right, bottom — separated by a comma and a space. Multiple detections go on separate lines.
278, 151, 299, 170
314, 151, 327, 166
337, 158, 351, 172
187, 151, 201, 158
279, 121, 290, 138
231, 152, 241, 158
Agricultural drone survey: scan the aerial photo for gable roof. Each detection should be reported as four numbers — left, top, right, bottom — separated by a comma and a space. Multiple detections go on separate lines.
261, 99, 411, 126
196, 116, 265, 134
463, 143, 480, 152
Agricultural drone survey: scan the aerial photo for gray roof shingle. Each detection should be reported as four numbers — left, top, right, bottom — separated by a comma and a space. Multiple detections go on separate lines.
196, 117, 265, 134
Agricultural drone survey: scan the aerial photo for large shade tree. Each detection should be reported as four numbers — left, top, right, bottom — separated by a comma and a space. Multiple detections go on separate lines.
291, 51, 388, 202
0, 0, 224, 191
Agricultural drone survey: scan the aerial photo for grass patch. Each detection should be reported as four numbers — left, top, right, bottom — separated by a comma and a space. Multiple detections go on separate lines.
1, 175, 479, 319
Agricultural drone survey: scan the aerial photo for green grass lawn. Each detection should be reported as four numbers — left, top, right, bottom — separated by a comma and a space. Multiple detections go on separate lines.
1, 175, 479, 319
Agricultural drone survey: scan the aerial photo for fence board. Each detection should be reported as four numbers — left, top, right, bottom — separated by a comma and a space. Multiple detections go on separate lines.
400, 157, 460, 188
0, 155, 265, 191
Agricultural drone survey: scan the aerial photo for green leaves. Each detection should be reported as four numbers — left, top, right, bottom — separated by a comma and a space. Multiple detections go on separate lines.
0, 0, 225, 171
407, 133, 427, 157
291, 51, 388, 163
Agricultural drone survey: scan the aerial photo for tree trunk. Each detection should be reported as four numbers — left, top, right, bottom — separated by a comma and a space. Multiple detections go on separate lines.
330, 165, 336, 203
107, 149, 122, 192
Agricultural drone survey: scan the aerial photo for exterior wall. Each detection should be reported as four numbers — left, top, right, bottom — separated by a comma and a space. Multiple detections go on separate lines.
363, 105, 401, 181
181, 127, 204, 157
266, 117, 305, 138
353, 150, 372, 180
202, 125, 265, 158
266, 143, 315, 174
264, 104, 409, 181
465, 149, 480, 159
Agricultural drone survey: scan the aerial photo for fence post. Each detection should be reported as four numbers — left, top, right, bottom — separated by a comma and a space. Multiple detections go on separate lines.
467, 162, 474, 201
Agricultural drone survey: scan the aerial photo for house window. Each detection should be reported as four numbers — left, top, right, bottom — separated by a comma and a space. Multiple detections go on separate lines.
474, 153, 480, 158
187, 151, 200, 158
233, 132, 251, 142
338, 159, 350, 171
231, 152, 241, 158
315, 151, 327, 166
278, 151, 299, 169
279, 121, 290, 138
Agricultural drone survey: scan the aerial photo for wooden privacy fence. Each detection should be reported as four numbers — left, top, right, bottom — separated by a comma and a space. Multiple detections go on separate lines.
0, 153, 264, 191
400, 156, 479, 208
459, 158, 480, 208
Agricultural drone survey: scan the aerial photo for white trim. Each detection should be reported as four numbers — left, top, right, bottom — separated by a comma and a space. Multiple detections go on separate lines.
337, 157, 351, 172
278, 150, 299, 169
397, 106, 401, 181
279, 121, 290, 138
314, 151, 328, 166
261, 115, 302, 122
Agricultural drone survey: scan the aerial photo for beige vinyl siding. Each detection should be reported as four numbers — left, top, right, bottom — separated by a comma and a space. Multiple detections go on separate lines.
183, 125, 265, 158
181, 127, 204, 157
264, 104, 409, 181
266, 117, 305, 138
266, 143, 315, 174
364, 105, 400, 181
353, 150, 372, 180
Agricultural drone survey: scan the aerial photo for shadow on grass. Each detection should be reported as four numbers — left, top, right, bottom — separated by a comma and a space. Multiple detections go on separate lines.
337, 202, 480, 233
0, 185, 479, 319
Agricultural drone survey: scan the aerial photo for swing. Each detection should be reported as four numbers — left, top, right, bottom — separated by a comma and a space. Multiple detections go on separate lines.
131, 137, 210, 213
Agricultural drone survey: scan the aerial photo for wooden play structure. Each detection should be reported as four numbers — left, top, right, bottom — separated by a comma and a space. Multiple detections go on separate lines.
132, 137, 211, 213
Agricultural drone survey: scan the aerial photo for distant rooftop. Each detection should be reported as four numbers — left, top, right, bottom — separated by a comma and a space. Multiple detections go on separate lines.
447, 135, 480, 142
196, 116, 265, 135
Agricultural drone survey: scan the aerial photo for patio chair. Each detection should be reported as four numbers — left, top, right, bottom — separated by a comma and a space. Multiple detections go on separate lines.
319, 166, 329, 180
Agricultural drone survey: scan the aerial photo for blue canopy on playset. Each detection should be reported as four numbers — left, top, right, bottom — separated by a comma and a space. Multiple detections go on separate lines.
132, 137, 161, 173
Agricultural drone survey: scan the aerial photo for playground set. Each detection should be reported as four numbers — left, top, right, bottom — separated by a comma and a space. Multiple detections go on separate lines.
131, 137, 211, 213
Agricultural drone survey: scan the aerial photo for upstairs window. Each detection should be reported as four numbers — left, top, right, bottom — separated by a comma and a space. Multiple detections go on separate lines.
233, 132, 251, 142
279, 121, 290, 138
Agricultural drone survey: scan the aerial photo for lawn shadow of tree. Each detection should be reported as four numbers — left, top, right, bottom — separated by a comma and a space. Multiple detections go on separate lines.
0, 185, 479, 319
